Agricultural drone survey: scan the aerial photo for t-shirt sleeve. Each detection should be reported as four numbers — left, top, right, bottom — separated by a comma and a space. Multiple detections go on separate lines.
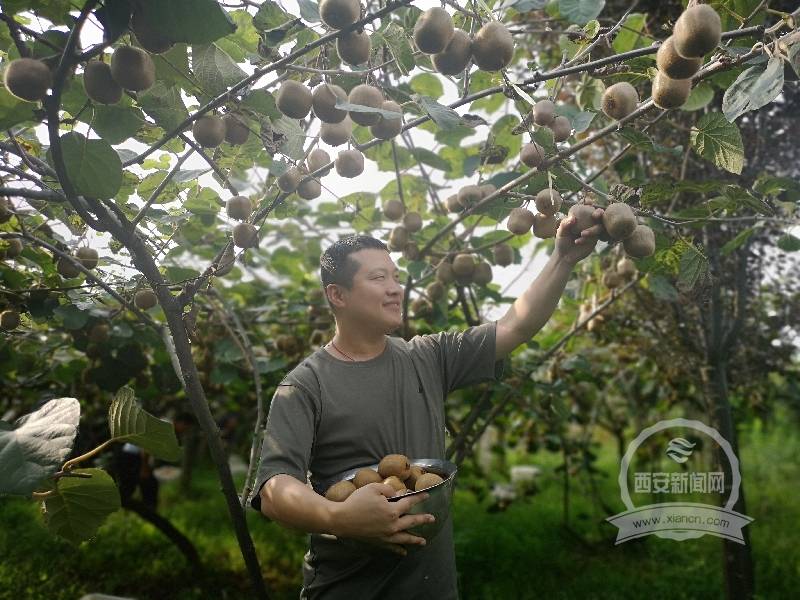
248, 383, 318, 513
413, 320, 505, 395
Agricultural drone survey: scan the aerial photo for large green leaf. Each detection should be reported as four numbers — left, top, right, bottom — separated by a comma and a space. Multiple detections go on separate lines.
108, 386, 181, 462
0, 88, 37, 129
48, 133, 123, 199
413, 95, 464, 131
611, 13, 647, 53
722, 57, 784, 122
92, 104, 145, 145
0, 398, 80, 496
677, 244, 708, 291
681, 82, 714, 111
690, 113, 744, 175
192, 44, 248, 97
559, 0, 606, 25
139, 82, 190, 132
136, 0, 236, 44
777, 234, 800, 252
43, 468, 121, 545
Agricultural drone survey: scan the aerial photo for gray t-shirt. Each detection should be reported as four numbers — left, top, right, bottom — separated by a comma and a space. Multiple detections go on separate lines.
248, 321, 505, 599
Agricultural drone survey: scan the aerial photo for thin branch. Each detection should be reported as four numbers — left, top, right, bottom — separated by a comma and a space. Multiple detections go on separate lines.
132, 148, 195, 226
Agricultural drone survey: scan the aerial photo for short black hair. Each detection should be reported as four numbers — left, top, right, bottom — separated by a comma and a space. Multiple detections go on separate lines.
320, 235, 388, 307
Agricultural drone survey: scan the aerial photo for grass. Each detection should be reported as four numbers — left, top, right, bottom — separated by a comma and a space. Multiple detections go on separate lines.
2, 417, 798, 600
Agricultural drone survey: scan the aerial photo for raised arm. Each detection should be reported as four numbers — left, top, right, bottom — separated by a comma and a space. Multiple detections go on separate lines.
495, 206, 604, 361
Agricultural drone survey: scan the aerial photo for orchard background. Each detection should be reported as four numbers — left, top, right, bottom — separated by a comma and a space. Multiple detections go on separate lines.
1, 0, 799, 598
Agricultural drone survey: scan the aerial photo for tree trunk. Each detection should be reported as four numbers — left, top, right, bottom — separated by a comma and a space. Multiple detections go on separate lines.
122, 497, 202, 570
180, 425, 201, 496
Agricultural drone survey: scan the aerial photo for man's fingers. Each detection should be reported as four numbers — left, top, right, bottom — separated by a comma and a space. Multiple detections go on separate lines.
580, 224, 604, 238
385, 532, 427, 546
395, 492, 430, 513
593, 208, 604, 220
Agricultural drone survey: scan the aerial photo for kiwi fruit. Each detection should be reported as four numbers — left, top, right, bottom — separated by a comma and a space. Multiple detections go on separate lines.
134, 289, 158, 310
414, 472, 444, 491
436, 261, 455, 284
402, 211, 422, 232
233, 223, 258, 249
478, 184, 497, 199
550, 115, 572, 142
335, 149, 364, 178
403, 243, 420, 261
354, 468, 382, 488
312, 83, 348, 123
88, 323, 110, 344
672, 5, 721, 59
445, 194, 462, 213
223, 113, 250, 145
493, 243, 513, 267
652, 71, 692, 109
656, 36, 702, 80
535, 188, 562, 216
432, 29, 472, 75
347, 84, 384, 126
532, 213, 559, 239
0, 309, 20, 331
507, 207, 535, 235
383, 476, 407, 493
320, 116, 352, 146
297, 177, 322, 200
276, 80, 313, 119
623, 225, 655, 258
602, 270, 623, 289
1, 238, 23, 259
567, 204, 596, 234
532, 99, 556, 126
471, 21, 514, 72
4, 58, 52, 102
413, 7, 455, 54
319, 0, 360, 30
378, 454, 411, 480
601, 82, 639, 120
57, 256, 81, 278
369, 100, 403, 140
411, 297, 432, 317
406, 465, 427, 489
83, 61, 122, 104
337, 30, 371, 65
452, 253, 475, 278
226, 195, 252, 220
110, 45, 155, 92
192, 114, 226, 148
602, 202, 636, 240
215, 244, 236, 276
425, 281, 445, 301
278, 166, 306, 193
131, 10, 173, 54
325, 480, 356, 502
382, 199, 404, 221
616, 257, 637, 278
520, 142, 545, 168
472, 261, 493, 286
307, 148, 332, 176
458, 185, 483, 209
388, 226, 409, 251
75, 247, 99, 269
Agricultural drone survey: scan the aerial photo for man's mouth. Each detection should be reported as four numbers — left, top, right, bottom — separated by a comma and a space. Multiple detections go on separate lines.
384, 302, 401, 309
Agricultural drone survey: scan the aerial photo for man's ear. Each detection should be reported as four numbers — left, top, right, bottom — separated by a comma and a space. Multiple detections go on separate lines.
326, 283, 346, 309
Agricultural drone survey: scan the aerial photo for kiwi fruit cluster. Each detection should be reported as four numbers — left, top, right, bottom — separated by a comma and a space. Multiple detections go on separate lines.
603, 254, 638, 289
601, 202, 655, 258
601, 82, 639, 121
652, 5, 720, 109
189, 112, 251, 148
530, 99, 572, 143
445, 183, 496, 213
324, 453, 446, 502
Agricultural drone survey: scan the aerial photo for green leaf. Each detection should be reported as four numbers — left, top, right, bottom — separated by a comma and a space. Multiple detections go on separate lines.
48, 133, 122, 199
43, 468, 121, 545
272, 116, 306, 161
92, 104, 145, 145
559, 0, 606, 25
139, 82, 190, 132
0, 398, 80, 496
681, 82, 714, 111
192, 44, 247, 97
410, 73, 444, 99
414, 95, 465, 131
378, 23, 416, 76
677, 244, 708, 291
690, 113, 744, 175
253, 0, 294, 31
135, 0, 236, 44
777, 234, 800, 252
647, 275, 679, 302
297, 0, 320, 23
0, 87, 37, 130
408, 147, 451, 171
722, 57, 784, 122
612, 13, 647, 53
108, 386, 182, 462
721, 227, 756, 256
54, 304, 90, 329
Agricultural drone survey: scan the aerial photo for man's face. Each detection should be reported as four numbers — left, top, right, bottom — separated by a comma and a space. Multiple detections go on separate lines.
328, 248, 405, 332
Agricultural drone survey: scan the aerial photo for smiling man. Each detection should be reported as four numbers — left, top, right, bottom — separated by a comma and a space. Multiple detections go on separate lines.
249, 209, 602, 599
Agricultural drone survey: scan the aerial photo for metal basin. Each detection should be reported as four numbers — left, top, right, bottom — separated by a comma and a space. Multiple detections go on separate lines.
319, 458, 457, 552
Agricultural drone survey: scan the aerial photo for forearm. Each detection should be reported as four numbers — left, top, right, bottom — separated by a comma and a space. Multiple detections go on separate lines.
259, 474, 337, 535
497, 250, 574, 347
